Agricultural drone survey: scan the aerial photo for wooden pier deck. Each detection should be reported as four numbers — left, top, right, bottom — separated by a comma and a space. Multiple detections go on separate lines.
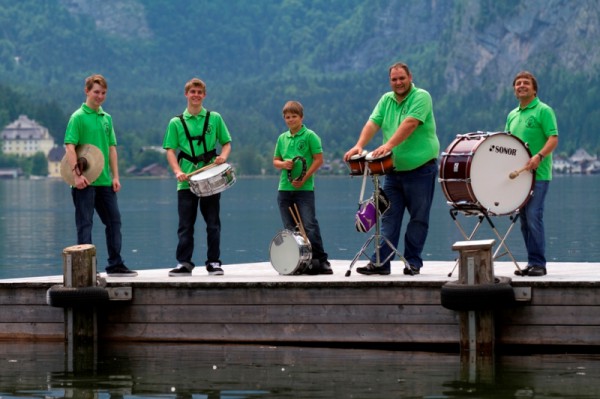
1, 260, 599, 349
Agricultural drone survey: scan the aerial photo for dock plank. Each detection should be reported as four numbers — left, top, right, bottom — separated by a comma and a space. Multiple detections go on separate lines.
2, 260, 600, 347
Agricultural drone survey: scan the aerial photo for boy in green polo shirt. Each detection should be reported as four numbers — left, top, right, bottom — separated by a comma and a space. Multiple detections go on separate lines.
64, 74, 137, 277
163, 78, 232, 277
273, 101, 332, 275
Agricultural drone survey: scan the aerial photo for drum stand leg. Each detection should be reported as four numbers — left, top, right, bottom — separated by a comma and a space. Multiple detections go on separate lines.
447, 209, 523, 277
485, 212, 522, 273
447, 210, 485, 277
346, 175, 407, 277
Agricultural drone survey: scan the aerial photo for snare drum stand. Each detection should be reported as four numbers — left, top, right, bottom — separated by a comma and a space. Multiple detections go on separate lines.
447, 208, 523, 277
346, 174, 407, 277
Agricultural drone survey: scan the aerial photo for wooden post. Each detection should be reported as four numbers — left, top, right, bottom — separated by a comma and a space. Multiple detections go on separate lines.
452, 239, 496, 383
62, 244, 98, 372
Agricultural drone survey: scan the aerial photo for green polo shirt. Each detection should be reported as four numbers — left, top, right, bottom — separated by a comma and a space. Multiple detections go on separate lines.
505, 97, 558, 181
64, 103, 116, 187
274, 125, 322, 191
369, 84, 439, 171
163, 108, 232, 190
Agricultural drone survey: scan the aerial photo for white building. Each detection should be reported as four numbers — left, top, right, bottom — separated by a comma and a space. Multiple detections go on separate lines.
1, 115, 55, 156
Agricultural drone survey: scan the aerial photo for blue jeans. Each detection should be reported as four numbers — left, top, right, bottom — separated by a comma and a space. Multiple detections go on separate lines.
177, 189, 221, 265
371, 161, 437, 269
277, 190, 328, 263
520, 180, 549, 267
71, 186, 123, 268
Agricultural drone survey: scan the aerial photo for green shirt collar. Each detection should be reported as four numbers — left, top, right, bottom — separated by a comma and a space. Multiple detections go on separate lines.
82, 103, 105, 115
183, 107, 207, 119
285, 125, 307, 137
519, 96, 540, 111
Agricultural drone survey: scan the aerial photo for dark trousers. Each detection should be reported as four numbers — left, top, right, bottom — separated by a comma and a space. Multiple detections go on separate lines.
71, 186, 123, 268
176, 189, 221, 265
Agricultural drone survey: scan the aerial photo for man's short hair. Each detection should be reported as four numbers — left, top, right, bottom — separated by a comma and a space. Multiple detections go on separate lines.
85, 74, 107, 91
282, 100, 303, 117
185, 78, 206, 94
512, 71, 538, 93
389, 62, 411, 77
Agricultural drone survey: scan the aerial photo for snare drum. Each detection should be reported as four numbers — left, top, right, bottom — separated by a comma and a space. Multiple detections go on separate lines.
439, 132, 534, 215
346, 150, 368, 176
189, 163, 236, 197
365, 151, 394, 175
269, 230, 312, 275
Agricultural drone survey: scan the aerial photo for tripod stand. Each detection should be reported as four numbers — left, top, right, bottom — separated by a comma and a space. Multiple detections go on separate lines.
346, 174, 407, 277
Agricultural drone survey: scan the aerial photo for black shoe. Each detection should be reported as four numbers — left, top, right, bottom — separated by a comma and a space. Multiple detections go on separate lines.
302, 259, 322, 275
169, 262, 194, 277
403, 265, 420, 275
319, 261, 334, 275
356, 263, 390, 275
106, 264, 138, 277
515, 265, 546, 276
206, 261, 224, 276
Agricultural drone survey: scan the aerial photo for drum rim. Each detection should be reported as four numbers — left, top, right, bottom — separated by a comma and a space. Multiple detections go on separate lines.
190, 163, 232, 180
365, 150, 392, 161
269, 230, 311, 274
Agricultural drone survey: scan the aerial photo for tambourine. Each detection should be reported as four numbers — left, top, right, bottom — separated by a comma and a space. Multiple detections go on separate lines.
287, 156, 307, 182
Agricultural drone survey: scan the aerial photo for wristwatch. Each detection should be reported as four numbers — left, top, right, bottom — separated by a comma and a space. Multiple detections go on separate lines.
537, 153, 544, 160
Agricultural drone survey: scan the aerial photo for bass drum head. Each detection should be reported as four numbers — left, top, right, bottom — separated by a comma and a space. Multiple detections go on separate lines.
469, 133, 534, 214
269, 230, 310, 275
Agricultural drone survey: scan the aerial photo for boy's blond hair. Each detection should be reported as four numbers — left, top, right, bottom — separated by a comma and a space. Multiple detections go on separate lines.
184, 78, 206, 94
85, 74, 107, 91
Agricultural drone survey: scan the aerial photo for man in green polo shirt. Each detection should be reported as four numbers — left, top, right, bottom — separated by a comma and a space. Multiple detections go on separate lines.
505, 71, 559, 277
344, 62, 440, 276
64, 74, 137, 277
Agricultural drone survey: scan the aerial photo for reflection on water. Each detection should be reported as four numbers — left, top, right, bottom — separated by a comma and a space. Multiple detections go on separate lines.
1, 342, 599, 398
1, 175, 600, 278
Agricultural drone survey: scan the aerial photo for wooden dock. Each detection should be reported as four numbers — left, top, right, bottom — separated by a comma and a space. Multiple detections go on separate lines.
1, 260, 599, 349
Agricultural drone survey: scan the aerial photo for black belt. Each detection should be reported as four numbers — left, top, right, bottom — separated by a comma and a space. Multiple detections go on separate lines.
391, 158, 436, 174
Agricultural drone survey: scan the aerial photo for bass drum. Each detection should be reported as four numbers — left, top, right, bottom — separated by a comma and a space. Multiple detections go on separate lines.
269, 230, 312, 275
439, 132, 534, 215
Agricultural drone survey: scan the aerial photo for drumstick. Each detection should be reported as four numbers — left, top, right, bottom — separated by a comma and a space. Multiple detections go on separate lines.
294, 204, 311, 245
289, 205, 309, 243
293, 206, 309, 243
509, 167, 528, 179
186, 162, 218, 178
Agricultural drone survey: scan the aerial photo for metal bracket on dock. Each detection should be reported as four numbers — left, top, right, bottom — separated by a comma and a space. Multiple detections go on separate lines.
513, 286, 531, 302
106, 287, 132, 301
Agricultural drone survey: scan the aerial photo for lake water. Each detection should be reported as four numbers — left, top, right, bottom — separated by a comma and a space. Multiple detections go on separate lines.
1, 342, 600, 399
1, 174, 599, 278
2, 176, 600, 398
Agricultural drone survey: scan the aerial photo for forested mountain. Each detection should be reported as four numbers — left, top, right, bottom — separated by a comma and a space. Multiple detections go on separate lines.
1, 0, 599, 174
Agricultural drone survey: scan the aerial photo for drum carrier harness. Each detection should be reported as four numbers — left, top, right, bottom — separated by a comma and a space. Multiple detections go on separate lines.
177, 112, 217, 167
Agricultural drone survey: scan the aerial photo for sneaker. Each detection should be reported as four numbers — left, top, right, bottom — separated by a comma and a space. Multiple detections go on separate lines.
206, 261, 224, 276
356, 262, 390, 275
106, 264, 138, 277
515, 265, 546, 276
319, 261, 334, 275
403, 265, 420, 276
169, 262, 194, 277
